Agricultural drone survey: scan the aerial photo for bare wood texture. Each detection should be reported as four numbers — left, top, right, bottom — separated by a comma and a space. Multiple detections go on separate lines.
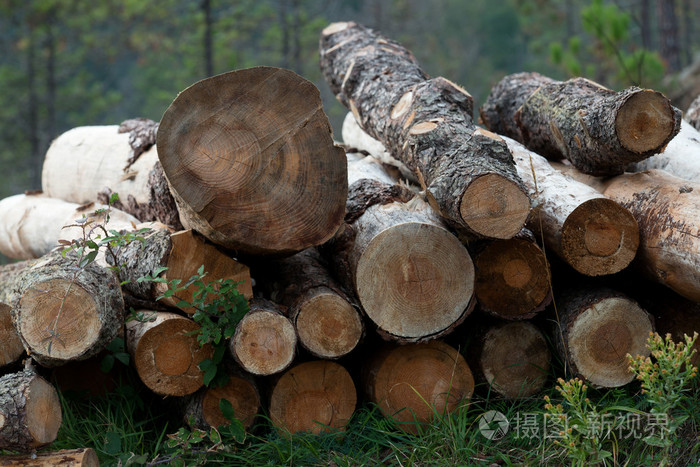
0, 194, 139, 260
362, 341, 474, 434
255, 248, 363, 359
157, 66, 347, 256
473, 229, 551, 319
688, 95, 700, 131
555, 287, 653, 388
9, 251, 124, 367
0, 303, 24, 368
481, 72, 681, 175
126, 311, 213, 396
41, 124, 181, 229
504, 136, 639, 276
229, 299, 297, 376
0, 448, 98, 466
269, 360, 356, 435
320, 22, 530, 239
185, 370, 260, 430
0, 369, 62, 452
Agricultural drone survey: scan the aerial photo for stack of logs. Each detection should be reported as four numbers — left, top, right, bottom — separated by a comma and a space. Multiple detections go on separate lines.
2, 21, 700, 460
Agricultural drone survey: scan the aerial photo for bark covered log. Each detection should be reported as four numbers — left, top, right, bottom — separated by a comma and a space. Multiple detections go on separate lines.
0, 303, 24, 368
320, 22, 530, 239
0, 448, 98, 466
480, 72, 681, 175
687, 94, 700, 131
554, 287, 653, 388
504, 136, 639, 276
0, 368, 62, 452
268, 360, 356, 435
156, 66, 347, 256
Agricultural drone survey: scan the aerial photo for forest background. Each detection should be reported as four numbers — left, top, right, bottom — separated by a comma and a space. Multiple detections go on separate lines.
0, 0, 698, 201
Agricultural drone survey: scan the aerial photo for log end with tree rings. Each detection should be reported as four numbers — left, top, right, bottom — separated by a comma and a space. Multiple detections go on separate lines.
156, 67, 347, 256
355, 219, 475, 340
269, 360, 356, 435
561, 198, 639, 276
616, 89, 680, 155
199, 374, 260, 429
460, 173, 531, 240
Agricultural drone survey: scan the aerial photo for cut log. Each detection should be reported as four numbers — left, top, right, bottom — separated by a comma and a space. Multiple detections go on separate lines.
504, 136, 639, 276
554, 287, 653, 388
687, 95, 700, 131
184, 369, 260, 430
156, 66, 347, 256
41, 121, 181, 229
0, 368, 62, 452
472, 229, 551, 319
6, 251, 124, 367
126, 310, 213, 396
320, 21, 530, 239
329, 155, 475, 342
362, 340, 474, 434
109, 228, 253, 312
255, 248, 363, 359
0, 448, 98, 466
472, 321, 551, 398
0, 303, 24, 368
229, 299, 296, 376
480, 72, 681, 175
269, 360, 356, 435
0, 193, 139, 260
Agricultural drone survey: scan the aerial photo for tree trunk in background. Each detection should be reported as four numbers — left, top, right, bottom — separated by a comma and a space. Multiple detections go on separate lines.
27, 21, 40, 190
640, 0, 653, 50
682, 0, 692, 66
657, 0, 681, 72
203, 0, 213, 77
291, 0, 301, 74
279, 0, 289, 69
45, 9, 56, 155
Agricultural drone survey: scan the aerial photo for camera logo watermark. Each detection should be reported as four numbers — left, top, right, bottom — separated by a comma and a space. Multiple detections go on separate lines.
478, 410, 510, 440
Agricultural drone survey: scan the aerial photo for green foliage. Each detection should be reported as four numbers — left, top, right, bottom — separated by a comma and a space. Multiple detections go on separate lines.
100, 336, 130, 373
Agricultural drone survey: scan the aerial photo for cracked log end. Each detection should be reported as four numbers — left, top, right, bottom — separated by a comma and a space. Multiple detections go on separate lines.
616, 90, 679, 154
561, 198, 639, 276
296, 291, 362, 359
460, 174, 530, 239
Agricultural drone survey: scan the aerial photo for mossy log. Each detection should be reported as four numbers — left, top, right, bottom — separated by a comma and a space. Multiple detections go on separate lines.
320, 22, 530, 239
480, 72, 681, 175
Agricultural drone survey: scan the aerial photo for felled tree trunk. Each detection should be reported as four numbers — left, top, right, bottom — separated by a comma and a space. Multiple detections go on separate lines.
41, 121, 181, 229
0, 367, 62, 452
254, 248, 363, 359
269, 360, 356, 435
0, 303, 24, 368
0, 193, 139, 260
320, 22, 530, 239
687, 95, 700, 130
126, 310, 213, 396
554, 287, 653, 388
229, 299, 297, 376
156, 67, 347, 256
472, 228, 551, 319
362, 341, 474, 434
480, 72, 681, 175
328, 154, 475, 342
504, 136, 639, 276
6, 251, 124, 367
0, 448, 98, 467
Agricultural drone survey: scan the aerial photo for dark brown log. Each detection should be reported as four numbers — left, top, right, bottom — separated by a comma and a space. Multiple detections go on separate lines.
362, 340, 474, 434
0, 448, 98, 466
229, 299, 297, 376
687, 95, 700, 131
480, 72, 681, 175
156, 66, 347, 256
554, 287, 653, 388
0, 368, 62, 452
255, 248, 363, 359
320, 22, 530, 239
269, 360, 356, 435
126, 310, 213, 396
472, 229, 551, 319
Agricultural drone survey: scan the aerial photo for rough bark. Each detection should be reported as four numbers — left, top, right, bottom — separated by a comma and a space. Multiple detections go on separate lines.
627, 121, 700, 182
156, 66, 347, 256
269, 360, 356, 435
41, 123, 181, 229
504, 136, 639, 276
687, 95, 700, 131
0, 448, 98, 466
554, 287, 653, 388
472, 228, 551, 319
229, 299, 297, 376
0, 193, 139, 261
480, 72, 681, 175
254, 248, 363, 359
362, 341, 474, 434
320, 21, 530, 239
8, 250, 124, 367
0, 303, 24, 368
126, 310, 213, 396
0, 368, 62, 452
